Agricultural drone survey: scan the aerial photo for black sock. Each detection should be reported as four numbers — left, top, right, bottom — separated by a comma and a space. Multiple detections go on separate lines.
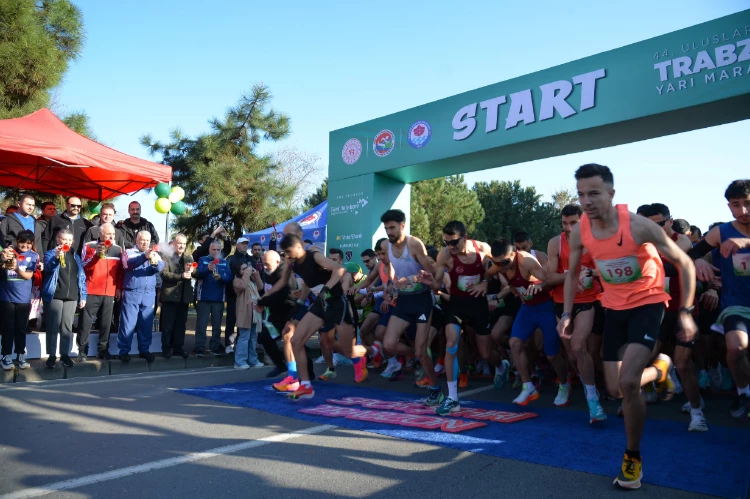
330, 367, 335, 371
625, 449, 641, 460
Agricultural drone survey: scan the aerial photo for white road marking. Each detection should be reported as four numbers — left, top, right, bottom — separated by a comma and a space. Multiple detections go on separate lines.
0, 367, 236, 391
459, 384, 495, 397
0, 424, 335, 499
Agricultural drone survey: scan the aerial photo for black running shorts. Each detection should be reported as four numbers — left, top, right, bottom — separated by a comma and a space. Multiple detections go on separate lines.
602, 302, 665, 362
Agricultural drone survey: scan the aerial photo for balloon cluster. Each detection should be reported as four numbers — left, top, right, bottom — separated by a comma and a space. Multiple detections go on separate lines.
153, 183, 186, 215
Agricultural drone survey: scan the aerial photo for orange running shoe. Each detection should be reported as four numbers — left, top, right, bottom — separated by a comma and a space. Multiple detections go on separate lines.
354, 359, 368, 383
459, 373, 469, 388
272, 375, 299, 392
288, 384, 315, 400
415, 377, 431, 388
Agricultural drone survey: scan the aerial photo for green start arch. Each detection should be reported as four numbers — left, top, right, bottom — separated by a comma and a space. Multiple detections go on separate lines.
326, 9, 750, 264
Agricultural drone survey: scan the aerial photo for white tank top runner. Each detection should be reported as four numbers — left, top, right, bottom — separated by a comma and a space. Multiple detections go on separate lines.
388, 236, 427, 295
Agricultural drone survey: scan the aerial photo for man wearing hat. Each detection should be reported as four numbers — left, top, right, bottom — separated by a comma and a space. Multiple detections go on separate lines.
225, 237, 256, 352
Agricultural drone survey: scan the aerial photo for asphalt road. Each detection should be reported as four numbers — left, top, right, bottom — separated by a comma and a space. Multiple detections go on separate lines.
0, 364, 747, 499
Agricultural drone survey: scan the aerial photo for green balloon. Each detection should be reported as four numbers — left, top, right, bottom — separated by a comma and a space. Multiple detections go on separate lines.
91, 203, 101, 215
154, 182, 171, 198
169, 200, 186, 215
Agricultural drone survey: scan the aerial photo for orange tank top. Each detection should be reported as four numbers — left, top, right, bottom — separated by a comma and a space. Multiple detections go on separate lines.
579, 204, 669, 311
551, 231, 603, 304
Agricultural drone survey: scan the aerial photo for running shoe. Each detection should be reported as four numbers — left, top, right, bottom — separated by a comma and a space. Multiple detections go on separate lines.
721, 367, 734, 391
436, 397, 461, 415
318, 368, 337, 381
273, 375, 300, 392
493, 360, 510, 390
415, 377, 431, 389
15, 354, 29, 370
424, 388, 444, 407
287, 384, 314, 400
681, 397, 705, 414
554, 383, 570, 407
381, 359, 402, 378
709, 367, 722, 391
458, 372, 469, 388
354, 360, 368, 383
587, 398, 607, 424
653, 354, 675, 401
405, 357, 417, 370
670, 365, 683, 395
642, 383, 658, 404
513, 386, 539, 406
414, 365, 425, 382
729, 394, 748, 420
698, 371, 710, 390
434, 363, 445, 377
1, 355, 12, 371
371, 341, 384, 369
613, 454, 643, 490
688, 411, 708, 432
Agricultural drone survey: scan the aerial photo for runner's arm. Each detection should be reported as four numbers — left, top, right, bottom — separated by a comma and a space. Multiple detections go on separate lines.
634, 216, 696, 309
523, 252, 548, 282
430, 248, 450, 291
411, 237, 435, 274
562, 226, 584, 315
313, 251, 346, 290
546, 236, 566, 287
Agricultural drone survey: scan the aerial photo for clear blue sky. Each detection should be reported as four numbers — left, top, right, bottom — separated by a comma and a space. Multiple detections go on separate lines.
56, 0, 750, 242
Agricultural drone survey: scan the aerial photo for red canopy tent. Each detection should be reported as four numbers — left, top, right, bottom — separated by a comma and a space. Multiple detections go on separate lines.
0, 108, 171, 201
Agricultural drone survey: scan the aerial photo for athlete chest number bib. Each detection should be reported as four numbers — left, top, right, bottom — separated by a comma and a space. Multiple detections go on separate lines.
733, 253, 750, 277
457, 275, 480, 292
596, 256, 643, 285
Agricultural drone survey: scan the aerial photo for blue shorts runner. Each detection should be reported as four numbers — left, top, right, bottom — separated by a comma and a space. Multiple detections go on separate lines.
510, 300, 560, 356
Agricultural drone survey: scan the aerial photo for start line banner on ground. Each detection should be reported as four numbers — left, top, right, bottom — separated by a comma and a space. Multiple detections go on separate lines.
179, 380, 750, 499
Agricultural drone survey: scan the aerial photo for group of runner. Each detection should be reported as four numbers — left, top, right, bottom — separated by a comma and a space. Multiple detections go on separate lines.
253, 164, 749, 491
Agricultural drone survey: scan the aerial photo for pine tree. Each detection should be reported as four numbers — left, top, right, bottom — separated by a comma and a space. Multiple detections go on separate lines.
0, 0, 85, 118
304, 177, 328, 210
473, 180, 560, 247
410, 175, 484, 247
141, 84, 294, 242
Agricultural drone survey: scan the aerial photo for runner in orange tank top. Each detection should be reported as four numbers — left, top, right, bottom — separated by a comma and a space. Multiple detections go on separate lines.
557, 164, 697, 491
546, 203, 607, 424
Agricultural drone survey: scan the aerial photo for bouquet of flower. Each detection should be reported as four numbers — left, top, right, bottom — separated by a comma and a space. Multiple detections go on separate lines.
59, 244, 70, 268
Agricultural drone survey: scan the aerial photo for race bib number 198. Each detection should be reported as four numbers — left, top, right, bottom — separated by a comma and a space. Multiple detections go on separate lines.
733, 253, 750, 277
596, 256, 642, 285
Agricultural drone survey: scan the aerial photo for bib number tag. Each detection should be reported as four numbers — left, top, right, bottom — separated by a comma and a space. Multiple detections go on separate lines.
733, 253, 750, 276
400, 282, 423, 293
596, 256, 642, 285
457, 275, 480, 292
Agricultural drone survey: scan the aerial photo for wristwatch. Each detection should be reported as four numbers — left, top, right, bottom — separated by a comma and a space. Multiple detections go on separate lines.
679, 306, 695, 314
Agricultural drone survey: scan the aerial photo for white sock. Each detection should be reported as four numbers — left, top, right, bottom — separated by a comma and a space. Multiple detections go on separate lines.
584, 384, 598, 400
738, 385, 750, 396
448, 381, 458, 401
523, 381, 534, 392
496, 362, 507, 375
302, 380, 311, 387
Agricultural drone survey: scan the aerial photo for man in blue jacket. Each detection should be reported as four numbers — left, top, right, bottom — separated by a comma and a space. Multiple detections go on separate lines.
194, 240, 233, 356
117, 231, 164, 363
